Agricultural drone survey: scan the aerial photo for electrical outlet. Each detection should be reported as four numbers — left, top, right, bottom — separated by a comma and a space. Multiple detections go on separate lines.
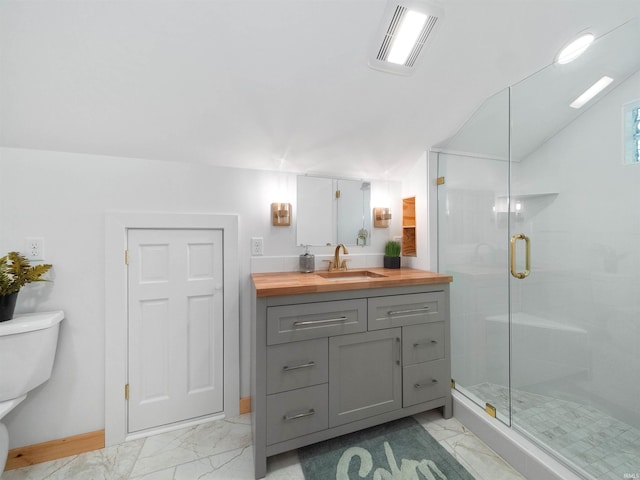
25, 237, 45, 261
251, 237, 264, 256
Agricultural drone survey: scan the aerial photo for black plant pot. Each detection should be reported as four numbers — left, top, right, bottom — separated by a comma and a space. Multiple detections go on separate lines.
383, 256, 401, 269
0, 291, 19, 322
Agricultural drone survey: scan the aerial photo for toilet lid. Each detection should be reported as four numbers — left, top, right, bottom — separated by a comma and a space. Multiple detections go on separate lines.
0, 310, 64, 337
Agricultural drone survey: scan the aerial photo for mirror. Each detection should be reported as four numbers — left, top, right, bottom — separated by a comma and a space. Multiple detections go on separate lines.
297, 176, 371, 247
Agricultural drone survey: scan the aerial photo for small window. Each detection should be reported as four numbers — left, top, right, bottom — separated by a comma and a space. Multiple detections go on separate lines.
624, 100, 640, 164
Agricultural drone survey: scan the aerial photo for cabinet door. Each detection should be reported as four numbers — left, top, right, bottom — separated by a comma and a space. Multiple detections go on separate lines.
329, 328, 402, 427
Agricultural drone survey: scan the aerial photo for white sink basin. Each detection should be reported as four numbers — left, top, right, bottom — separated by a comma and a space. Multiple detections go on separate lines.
315, 270, 387, 281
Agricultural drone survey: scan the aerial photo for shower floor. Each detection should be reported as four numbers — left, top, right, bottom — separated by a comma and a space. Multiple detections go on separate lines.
465, 383, 640, 480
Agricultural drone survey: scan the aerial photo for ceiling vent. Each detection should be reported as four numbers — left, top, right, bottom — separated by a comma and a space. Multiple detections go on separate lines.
369, 0, 444, 75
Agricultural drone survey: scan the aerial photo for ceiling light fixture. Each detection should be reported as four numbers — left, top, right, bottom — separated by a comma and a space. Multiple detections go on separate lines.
555, 33, 595, 65
369, 0, 444, 75
387, 10, 428, 65
570, 76, 614, 109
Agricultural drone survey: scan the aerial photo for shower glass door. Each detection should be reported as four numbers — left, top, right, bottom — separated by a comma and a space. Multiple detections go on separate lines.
440, 17, 640, 478
508, 19, 640, 478
436, 87, 512, 425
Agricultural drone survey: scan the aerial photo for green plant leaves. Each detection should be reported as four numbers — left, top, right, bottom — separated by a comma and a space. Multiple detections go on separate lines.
384, 241, 401, 257
0, 251, 52, 296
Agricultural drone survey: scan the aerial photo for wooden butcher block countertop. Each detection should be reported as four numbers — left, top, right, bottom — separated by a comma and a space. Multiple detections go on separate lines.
252, 267, 453, 298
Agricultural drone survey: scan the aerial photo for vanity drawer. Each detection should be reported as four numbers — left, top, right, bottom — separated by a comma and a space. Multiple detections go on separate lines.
402, 322, 445, 366
266, 384, 328, 445
267, 299, 366, 345
266, 338, 328, 394
368, 291, 445, 330
403, 359, 449, 407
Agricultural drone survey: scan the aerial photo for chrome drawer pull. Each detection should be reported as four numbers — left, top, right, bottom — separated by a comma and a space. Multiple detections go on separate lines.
414, 379, 438, 389
282, 361, 316, 372
387, 307, 430, 316
283, 409, 316, 421
413, 339, 438, 348
293, 316, 348, 327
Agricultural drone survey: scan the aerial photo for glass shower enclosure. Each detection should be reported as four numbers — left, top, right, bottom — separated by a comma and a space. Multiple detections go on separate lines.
436, 19, 640, 479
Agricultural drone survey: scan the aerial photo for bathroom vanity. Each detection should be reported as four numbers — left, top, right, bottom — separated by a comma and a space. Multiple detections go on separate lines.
251, 268, 453, 479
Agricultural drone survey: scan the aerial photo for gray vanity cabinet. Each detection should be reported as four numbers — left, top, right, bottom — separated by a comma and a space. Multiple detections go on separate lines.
329, 328, 402, 427
251, 282, 451, 480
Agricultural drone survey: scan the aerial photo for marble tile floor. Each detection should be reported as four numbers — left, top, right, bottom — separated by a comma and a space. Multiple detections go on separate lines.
3, 411, 526, 480
466, 383, 640, 480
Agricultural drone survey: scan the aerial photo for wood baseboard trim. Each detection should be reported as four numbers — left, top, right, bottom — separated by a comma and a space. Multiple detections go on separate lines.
240, 396, 251, 415
5, 429, 105, 471
6, 398, 250, 471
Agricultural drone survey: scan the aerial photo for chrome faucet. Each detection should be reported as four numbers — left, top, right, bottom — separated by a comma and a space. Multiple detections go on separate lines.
330, 243, 350, 271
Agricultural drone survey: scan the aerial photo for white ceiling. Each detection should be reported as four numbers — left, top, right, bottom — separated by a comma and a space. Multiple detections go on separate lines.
437, 16, 640, 161
1, 0, 639, 180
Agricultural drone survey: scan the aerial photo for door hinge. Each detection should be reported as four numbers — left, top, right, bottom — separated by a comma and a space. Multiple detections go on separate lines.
335, 189, 341, 199
124, 250, 129, 265
450, 378, 456, 389
437, 176, 445, 185
125, 383, 130, 401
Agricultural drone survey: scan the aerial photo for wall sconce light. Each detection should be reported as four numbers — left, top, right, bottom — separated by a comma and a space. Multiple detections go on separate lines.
271, 203, 291, 226
373, 207, 392, 228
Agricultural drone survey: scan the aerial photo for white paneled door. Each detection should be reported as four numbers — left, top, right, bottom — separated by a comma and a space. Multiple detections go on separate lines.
127, 228, 224, 433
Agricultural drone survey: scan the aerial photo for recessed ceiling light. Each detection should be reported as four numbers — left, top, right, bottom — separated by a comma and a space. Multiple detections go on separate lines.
369, 0, 444, 76
570, 76, 614, 109
387, 10, 428, 65
556, 33, 595, 65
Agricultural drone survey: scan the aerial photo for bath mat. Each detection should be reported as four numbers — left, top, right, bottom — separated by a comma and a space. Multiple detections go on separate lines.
298, 416, 474, 480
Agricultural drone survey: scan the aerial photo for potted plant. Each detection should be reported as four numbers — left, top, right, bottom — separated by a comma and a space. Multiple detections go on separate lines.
0, 252, 52, 322
383, 240, 401, 269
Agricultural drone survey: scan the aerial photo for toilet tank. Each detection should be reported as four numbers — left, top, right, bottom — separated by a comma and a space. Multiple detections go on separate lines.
0, 311, 64, 401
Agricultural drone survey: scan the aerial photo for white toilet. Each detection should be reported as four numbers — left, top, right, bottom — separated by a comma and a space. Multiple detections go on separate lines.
0, 310, 64, 475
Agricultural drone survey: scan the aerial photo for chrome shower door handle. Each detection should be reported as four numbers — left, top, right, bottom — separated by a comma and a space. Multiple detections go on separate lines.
510, 233, 531, 279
